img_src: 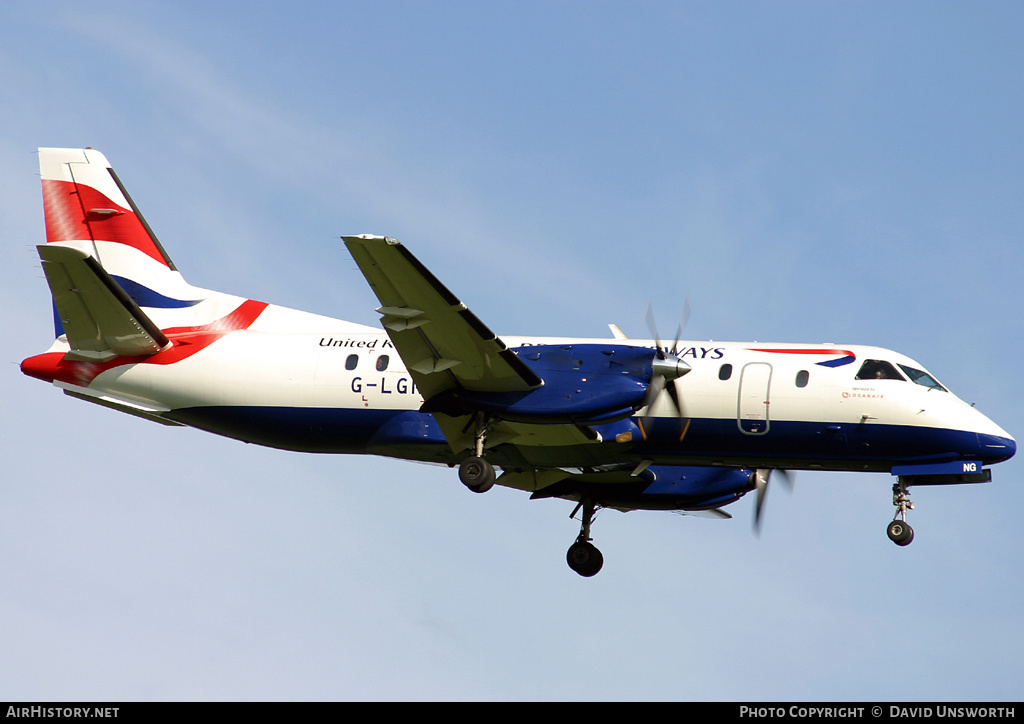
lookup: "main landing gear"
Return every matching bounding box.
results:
[887,481,915,546]
[458,413,495,493]
[454,413,605,576]
[458,456,495,493]
[566,498,604,577]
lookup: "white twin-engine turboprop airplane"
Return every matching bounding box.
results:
[23,148,1016,576]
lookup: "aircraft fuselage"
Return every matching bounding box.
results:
[25,320,1015,472]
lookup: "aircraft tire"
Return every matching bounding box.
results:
[459,456,495,493]
[887,520,914,546]
[567,541,604,577]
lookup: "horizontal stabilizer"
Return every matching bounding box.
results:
[39,244,169,361]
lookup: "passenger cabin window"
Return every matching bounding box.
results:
[345,354,358,370]
[376,355,390,372]
[719,364,733,381]
[898,364,947,392]
[795,370,809,388]
[855,359,905,381]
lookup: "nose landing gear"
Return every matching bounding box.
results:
[566,498,604,577]
[887,481,915,546]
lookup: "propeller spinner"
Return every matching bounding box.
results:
[643,304,692,427]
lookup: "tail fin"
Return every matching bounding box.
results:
[36,148,206,349]
[25,148,284,397]
[40,147,176,269]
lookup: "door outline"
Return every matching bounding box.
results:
[737,362,772,435]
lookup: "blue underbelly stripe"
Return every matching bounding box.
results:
[165,406,1013,467]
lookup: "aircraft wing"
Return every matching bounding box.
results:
[343,235,542,403]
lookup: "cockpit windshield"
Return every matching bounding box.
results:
[855,360,905,381]
[898,364,947,392]
[853,359,948,392]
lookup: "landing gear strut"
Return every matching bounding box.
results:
[887,481,915,546]
[566,498,604,577]
[458,413,495,493]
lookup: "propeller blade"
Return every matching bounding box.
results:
[752,468,796,536]
[666,379,691,439]
[753,469,770,535]
[665,377,682,417]
[671,298,692,356]
[644,303,692,436]
[642,373,665,413]
[645,303,665,359]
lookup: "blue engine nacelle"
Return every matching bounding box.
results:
[421,344,661,424]
[637,465,757,510]
[528,464,756,512]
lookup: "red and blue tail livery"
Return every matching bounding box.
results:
[23,148,1016,576]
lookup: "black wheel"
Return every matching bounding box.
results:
[458,455,495,493]
[566,540,604,577]
[887,520,914,546]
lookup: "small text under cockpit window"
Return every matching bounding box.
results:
[898,364,947,392]
[855,359,905,381]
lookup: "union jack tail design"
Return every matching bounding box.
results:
[23,148,264,391]
[33,148,249,359]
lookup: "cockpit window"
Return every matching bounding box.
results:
[898,364,947,392]
[855,359,905,381]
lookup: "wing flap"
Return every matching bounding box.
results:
[675,508,733,519]
[432,413,601,454]
[343,235,541,401]
[39,244,169,361]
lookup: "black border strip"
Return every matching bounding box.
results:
[107,168,178,271]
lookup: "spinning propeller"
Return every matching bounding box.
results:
[643,303,692,432]
[752,468,795,535]
[642,304,795,529]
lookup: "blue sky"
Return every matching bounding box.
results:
[2,1,1022,701]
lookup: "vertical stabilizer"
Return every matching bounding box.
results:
[37,148,206,339]
[40,147,176,268]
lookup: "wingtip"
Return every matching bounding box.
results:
[341,234,400,245]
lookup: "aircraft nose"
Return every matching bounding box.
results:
[978,432,1016,464]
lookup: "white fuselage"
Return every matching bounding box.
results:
[28,296,1013,473]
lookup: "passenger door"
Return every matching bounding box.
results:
[738,362,772,434]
